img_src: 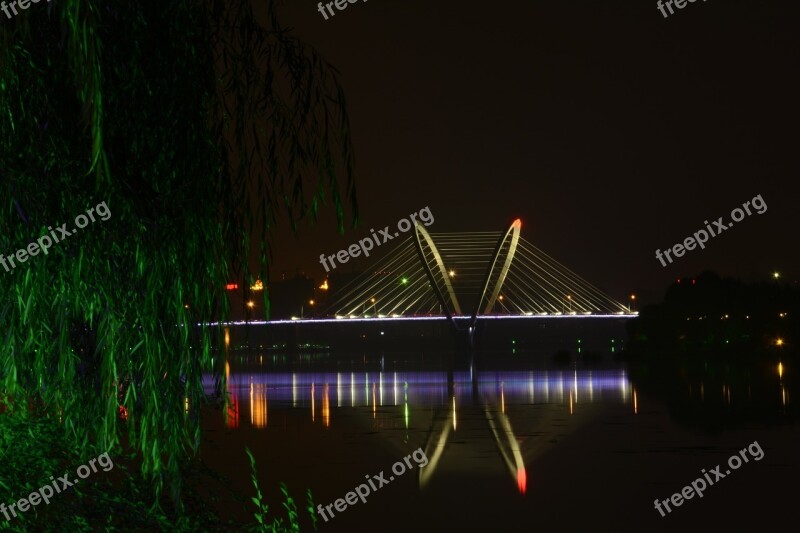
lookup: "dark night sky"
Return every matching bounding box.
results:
[266,0,799,305]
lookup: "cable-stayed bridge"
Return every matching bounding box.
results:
[216,219,635,353]
[326,219,633,326]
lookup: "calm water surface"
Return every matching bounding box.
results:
[200,351,797,532]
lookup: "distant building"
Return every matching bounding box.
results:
[223,269,376,320]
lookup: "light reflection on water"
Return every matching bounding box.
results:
[203,368,635,430]
[202,366,640,496]
[195,353,795,530]
[193,355,795,533]
[202,357,794,435]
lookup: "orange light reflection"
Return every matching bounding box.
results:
[250,382,267,428]
[323,384,330,427]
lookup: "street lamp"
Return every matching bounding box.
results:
[300,299,315,319]
[629,294,636,313]
[773,271,781,280]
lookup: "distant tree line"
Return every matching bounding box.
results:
[626,271,798,361]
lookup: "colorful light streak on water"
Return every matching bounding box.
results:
[204,369,635,430]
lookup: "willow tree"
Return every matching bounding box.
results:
[0,0,356,509]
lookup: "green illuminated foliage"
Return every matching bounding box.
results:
[0,0,356,518]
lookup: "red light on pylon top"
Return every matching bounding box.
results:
[517,467,527,494]
[512,218,522,229]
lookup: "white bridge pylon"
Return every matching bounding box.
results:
[477,218,521,317]
[413,221,462,316]
[326,219,632,319]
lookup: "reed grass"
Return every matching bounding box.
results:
[246,447,317,533]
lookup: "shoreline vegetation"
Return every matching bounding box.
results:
[0,400,314,531]
[623,272,797,432]
[625,271,797,361]
[1,0,355,530]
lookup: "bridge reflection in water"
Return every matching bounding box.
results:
[204,367,635,495]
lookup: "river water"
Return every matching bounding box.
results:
[200,350,797,532]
